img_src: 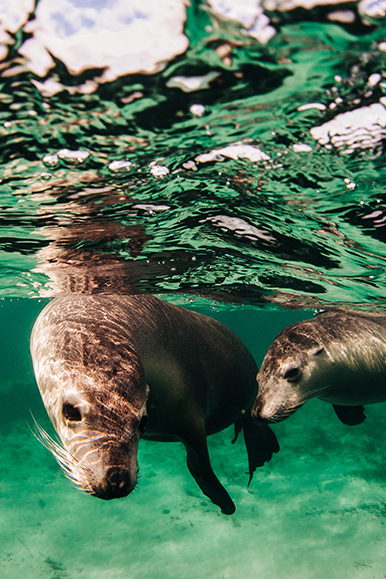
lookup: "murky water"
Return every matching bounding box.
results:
[2,1,386,577]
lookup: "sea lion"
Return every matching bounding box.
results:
[31,294,278,514]
[252,309,386,425]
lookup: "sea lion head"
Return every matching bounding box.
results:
[252,322,326,423]
[30,297,149,500]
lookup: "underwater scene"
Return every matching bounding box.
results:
[2,0,386,577]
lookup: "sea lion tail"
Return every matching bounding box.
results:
[242,413,280,486]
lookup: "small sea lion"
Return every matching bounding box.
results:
[252,309,386,425]
[31,294,278,514]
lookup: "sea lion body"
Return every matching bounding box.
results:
[31,294,278,514]
[252,309,386,425]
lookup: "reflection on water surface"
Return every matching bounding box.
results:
[0,0,385,307]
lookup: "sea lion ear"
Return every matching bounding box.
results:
[310,345,324,356]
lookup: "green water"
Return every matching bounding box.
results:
[2,0,386,576]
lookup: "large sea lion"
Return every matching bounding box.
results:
[252,309,386,426]
[31,294,278,514]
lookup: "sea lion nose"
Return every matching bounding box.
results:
[251,399,272,423]
[251,397,263,420]
[100,467,131,499]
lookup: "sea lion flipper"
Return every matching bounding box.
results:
[242,414,280,485]
[332,404,367,426]
[184,434,235,515]
[232,418,242,444]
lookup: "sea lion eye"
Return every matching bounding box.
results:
[63,403,82,422]
[284,367,300,381]
[138,415,148,434]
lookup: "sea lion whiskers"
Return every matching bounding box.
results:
[296,383,330,403]
[32,419,93,491]
[34,425,81,483]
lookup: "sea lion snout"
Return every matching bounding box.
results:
[92,466,134,500]
[251,396,264,421]
[252,373,284,423]
[252,390,276,422]
[252,398,282,424]
[252,380,302,423]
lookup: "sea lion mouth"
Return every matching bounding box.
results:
[253,402,303,424]
[254,414,285,425]
[267,403,304,423]
[252,414,288,424]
